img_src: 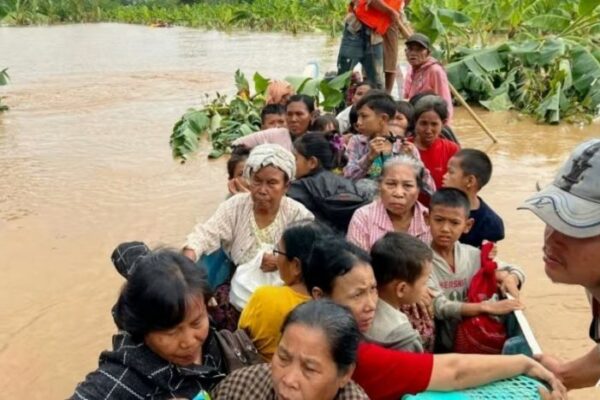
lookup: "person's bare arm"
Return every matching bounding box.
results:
[460,298,523,317]
[428,354,566,398]
[183,248,197,261]
[537,346,600,390]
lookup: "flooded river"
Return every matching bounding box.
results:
[0,23,598,399]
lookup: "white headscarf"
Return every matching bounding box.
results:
[243,143,296,181]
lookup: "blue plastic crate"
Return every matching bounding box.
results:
[403,375,543,399]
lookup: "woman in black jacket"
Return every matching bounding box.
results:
[71,248,228,400]
[288,132,371,233]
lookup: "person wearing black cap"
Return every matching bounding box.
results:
[519,139,600,390]
[402,32,454,125]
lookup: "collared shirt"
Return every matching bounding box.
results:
[343,135,436,193]
[347,198,431,251]
[212,363,369,399]
[71,330,226,400]
[185,193,313,265]
[365,299,424,352]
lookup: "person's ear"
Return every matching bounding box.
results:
[465,175,478,190]
[291,257,302,280]
[425,211,431,227]
[464,217,474,234]
[337,365,356,389]
[308,156,319,171]
[311,287,324,299]
[395,281,409,299]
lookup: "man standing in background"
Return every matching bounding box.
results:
[336,0,408,92]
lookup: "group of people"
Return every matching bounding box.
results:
[66,64,600,399]
[67,5,600,395]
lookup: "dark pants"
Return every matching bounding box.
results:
[337,23,384,89]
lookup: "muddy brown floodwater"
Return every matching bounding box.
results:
[0,23,598,399]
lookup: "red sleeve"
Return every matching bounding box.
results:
[352,342,433,400]
[444,139,460,155]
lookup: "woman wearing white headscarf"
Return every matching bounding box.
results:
[184,143,314,278]
[183,144,314,330]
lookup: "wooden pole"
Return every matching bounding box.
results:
[449,85,499,143]
[396,19,499,144]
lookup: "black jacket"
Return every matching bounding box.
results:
[71,329,226,400]
[287,169,371,232]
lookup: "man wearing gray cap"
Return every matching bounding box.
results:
[519,138,600,389]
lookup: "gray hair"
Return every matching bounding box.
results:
[381,154,427,191]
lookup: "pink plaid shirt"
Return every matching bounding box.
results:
[347,198,431,251]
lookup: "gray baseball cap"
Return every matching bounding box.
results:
[406,33,431,51]
[519,139,600,238]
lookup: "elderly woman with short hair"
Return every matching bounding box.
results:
[347,154,435,351]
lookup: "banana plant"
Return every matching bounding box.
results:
[170,70,352,161]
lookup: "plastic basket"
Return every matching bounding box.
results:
[402,375,543,399]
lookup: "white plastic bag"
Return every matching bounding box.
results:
[229,245,283,310]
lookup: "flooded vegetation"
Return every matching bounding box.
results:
[0,24,598,399]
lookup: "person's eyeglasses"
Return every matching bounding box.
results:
[272,248,288,257]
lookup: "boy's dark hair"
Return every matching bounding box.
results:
[413,94,449,123]
[227,146,250,179]
[371,232,433,286]
[312,114,340,133]
[113,249,211,342]
[260,103,286,123]
[294,132,342,170]
[355,90,397,119]
[395,101,415,125]
[287,94,316,113]
[455,148,493,189]
[430,188,471,217]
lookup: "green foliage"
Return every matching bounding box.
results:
[408,0,600,123]
[447,38,600,123]
[169,70,351,162]
[0,0,120,24]
[0,0,348,35]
